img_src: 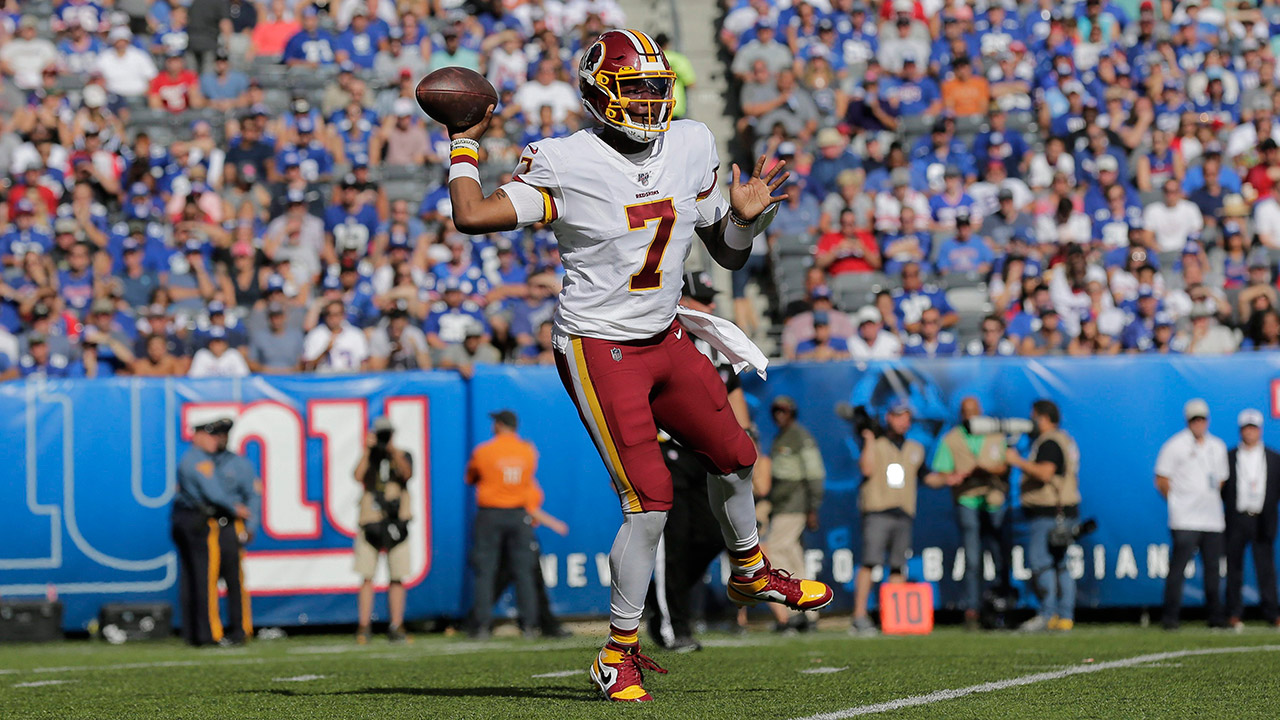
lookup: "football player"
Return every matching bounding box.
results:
[445,29,833,702]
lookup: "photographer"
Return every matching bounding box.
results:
[852,401,936,635]
[353,416,414,644]
[1005,400,1081,633]
[926,397,1010,629]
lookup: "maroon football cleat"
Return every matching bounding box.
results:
[727,558,834,611]
[589,641,668,702]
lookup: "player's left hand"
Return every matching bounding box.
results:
[729,154,788,222]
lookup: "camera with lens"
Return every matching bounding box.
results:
[963,416,1035,438]
[1048,517,1098,551]
[835,403,883,446]
[374,428,393,447]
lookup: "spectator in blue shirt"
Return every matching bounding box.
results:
[886,57,942,118]
[1,200,53,266]
[282,8,336,68]
[324,175,380,255]
[57,241,96,316]
[336,10,380,69]
[432,236,491,301]
[891,262,957,334]
[1120,286,1161,351]
[880,206,934,277]
[424,279,489,351]
[200,49,250,112]
[903,306,959,357]
[935,211,994,277]
[794,311,850,361]
[17,333,72,379]
[807,128,861,201]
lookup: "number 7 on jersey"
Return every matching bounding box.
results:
[626,198,676,292]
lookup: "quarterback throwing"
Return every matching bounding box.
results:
[444,29,833,702]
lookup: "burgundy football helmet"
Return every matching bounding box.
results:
[578,29,676,143]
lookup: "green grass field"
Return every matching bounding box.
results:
[2,623,1279,719]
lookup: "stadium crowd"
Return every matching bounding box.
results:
[3,0,1280,381]
[0,0,627,379]
[723,0,1280,360]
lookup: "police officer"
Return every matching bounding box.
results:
[926,396,1010,629]
[172,417,255,646]
[214,426,260,645]
[1007,400,1081,633]
[852,400,934,635]
[647,271,754,651]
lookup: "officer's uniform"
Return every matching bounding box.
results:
[172,419,259,646]
[214,450,260,643]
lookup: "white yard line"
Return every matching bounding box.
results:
[531,669,584,678]
[272,674,326,682]
[12,680,75,688]
[0,639,584,677]
[790,645,1280,720]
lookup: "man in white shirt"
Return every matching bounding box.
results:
[848,306,902,359]
[1223,409,1280,629]
[302,300,369,373]
[512,60,581,126]
[0,16,58,90]
[1154,398,1230,630]
[95,27,158,98]
[1253,183,1280,249]
[1142,179,1204,253]
[188,327,251,378]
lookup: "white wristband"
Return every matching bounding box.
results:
[448,162,481,184]
[725,220,754,251]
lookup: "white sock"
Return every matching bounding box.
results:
[708,467,761,553]
[607,510,668,632]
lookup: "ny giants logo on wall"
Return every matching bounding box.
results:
[182,396,432,596]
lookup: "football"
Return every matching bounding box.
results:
[414,67,499,132]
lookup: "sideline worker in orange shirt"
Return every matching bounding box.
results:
[466,409,549,639]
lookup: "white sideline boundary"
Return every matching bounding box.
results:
[789,644,1280,720]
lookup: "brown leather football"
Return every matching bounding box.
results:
[414,67,498,131]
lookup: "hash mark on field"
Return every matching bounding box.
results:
[273,675,327,682]
[790,645,1280,719]
[13,680,74,688]
[531,670,584,678]
[799,667,848,675]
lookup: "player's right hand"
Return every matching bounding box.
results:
[449,104,495,142]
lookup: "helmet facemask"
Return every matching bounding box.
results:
[580,32,677,144]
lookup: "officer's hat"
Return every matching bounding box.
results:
[195,417,234,435]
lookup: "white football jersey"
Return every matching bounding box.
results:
[512,120,721,341]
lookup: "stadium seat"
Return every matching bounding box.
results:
[831,272,889,311]
[939,272,985,290]
[774,233,814,257]
[129,108,172,127]
[946,285,990,315]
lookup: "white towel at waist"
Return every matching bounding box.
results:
[674,306,769,379]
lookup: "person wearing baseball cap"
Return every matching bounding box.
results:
[1223,409,1280,630]
[761,395,827,632]
[1,197,53,264]
[851,397,932,635]
[1155,398,1230,630]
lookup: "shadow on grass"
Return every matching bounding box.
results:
[248,685,764,701]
